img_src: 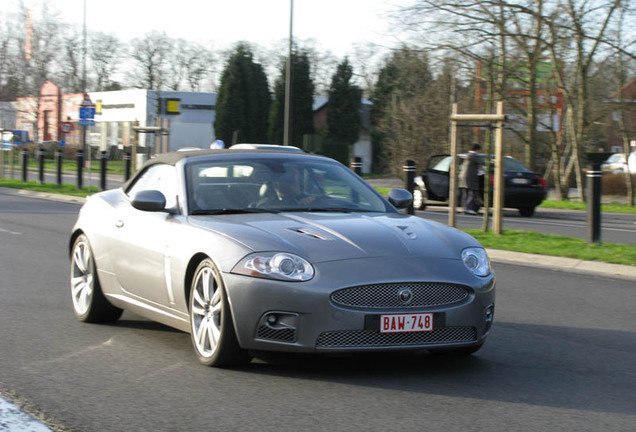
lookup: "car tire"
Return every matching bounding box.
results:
[189,258,250,367]
[413,188,427,210]
[70,234,123,323]
[518,206,536,217]
[429,342,484,356]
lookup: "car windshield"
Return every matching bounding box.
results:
[186,157,392,214]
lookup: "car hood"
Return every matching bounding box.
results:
[188,212,478,264]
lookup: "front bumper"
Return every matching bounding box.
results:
[223,255,495,353]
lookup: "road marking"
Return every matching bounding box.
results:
[0,227,22,235]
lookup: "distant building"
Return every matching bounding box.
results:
[15,82,217,153]
[12,82,374,172]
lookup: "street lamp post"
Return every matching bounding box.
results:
[283,0,293,146]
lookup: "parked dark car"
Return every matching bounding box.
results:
[413,154,547,217]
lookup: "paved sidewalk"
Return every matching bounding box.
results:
[0,396,53,432]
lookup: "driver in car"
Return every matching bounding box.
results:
[260,168,316,207]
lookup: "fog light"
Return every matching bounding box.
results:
[266,314,278,325]
[485,305,495,332]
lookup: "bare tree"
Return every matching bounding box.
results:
[165,39,215,91]
[90,32,121,91]
[613,6,635,206]
[58,28,83,93]
[127,31,171,89]
[28,4,62,91]
[349,42,385,97]
[545,0,624,200]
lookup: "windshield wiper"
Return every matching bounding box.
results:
[190,208,280,215]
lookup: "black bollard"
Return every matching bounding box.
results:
[100,150,107,190]
[56,149,63,186]
[77,150,84,189]
[38,148,45,184]
[21,147,28,182]
[403,159,416,215]
[124,150,132,181]
[350,157,362,176]
[585,153,608,244]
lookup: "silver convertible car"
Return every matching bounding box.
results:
[70,149,495,366]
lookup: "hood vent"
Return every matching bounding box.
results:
[289,227,334,241]
[396,225,418,240]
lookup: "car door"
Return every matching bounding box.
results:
[423,155,452,200]
[108,163,181,306]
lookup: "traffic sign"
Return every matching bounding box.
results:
[78,119,95,126]
[81,93,94,107]
[79,106,96,119]
[60,122,74,133]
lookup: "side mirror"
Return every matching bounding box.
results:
[132,190,167,212]
[388,188,412,209]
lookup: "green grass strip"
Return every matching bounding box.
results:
[0,178,99,197]
[464,228,636,266]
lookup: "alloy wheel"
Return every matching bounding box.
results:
[71,239,94,316]
[191,266,222,357]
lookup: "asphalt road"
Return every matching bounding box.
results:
[418,205,636,245]
[0,191,635,431]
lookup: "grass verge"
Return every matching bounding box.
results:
[0,179,98,197]
[539,199,636,214]
[465,228,636,266]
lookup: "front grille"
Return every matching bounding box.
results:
[316,326,476,349]
[256,325,296,343]
[331,283,470,309]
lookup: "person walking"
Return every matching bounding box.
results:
[459,143,483,215]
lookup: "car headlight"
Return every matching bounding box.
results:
[232,252,314,281]
[461,247,491,277]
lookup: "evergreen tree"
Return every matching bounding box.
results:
[327,58,362,146]
[370,47,434,174]
[268,50,315,146]
[214,43,270,144]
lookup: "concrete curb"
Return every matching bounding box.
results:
[15,189,88,204]
[486,249,636,281]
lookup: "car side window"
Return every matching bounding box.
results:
[428,156,451,172]
[126,164,178,209]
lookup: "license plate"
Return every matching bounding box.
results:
[380,313,433,333]
[511,178,529,184]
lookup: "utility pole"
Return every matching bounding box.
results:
[79,0,88,187]
[283,0,294,146]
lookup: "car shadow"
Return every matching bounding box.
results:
[96,314,636,416]
[230,321,636,416]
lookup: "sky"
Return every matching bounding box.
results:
[14,0,408,58]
